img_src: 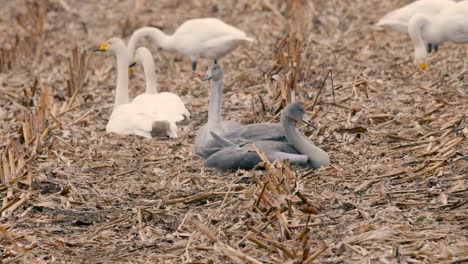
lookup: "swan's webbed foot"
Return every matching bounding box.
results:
[192,61,197,71]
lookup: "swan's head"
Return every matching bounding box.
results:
[129,47,152,67]
[283,102,312,126]
[414,46,429,70]
[202,64,223,81]
[93,37,126,53]
[408,14,430,70]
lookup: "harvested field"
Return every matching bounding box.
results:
[0,0,467,263]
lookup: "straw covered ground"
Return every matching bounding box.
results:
[0,0,467,263]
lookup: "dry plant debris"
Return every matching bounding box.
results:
[0,0,467,263]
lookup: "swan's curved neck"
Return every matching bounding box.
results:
[281,114,329,168]
[127,27,173,60]
[141,53,159,94]
[114,47,131,108]
[408,14,431,63]
[207,79,223,133]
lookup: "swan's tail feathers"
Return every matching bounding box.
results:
[374,19,407,33]
[183,111,190,120]
[151,120,171,138]
[210,131,235,147]
[244,37,256,43]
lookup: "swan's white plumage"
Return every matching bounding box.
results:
[131,47,190,125]
[127,18,254,69]
[376,0,455,33]
[95,38,184,138]
[408,1,468,67]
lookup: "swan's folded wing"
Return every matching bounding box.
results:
[239,123,286,142]
[204,143,261,171]
[443,14,468,43]
[106,105,155,138]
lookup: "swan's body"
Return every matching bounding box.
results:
[408,1,468,68]
[94,38,182,138]
[376,0,455,53]
[131,47,190,124]
[205,103,330,171]
[376,0,454,33]
[193,64,242,159]
[127,18,254,70]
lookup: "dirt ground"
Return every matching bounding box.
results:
[0,0,467,263]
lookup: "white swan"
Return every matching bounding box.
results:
[376,0,455,52]
[408,1,468,69]
[127,18,254,70]
[93,38,179,138]
[130,47,190,124]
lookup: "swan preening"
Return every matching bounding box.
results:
[127,18,254,71]
[376,0,455,53]
[93,38,189,138]
[205,102,330,171]
[408,1,468,69]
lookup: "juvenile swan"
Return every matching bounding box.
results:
[408,1,468,69]
[376,0,455,53]
[193,64,242,158]
[127,18,254,70]
[205,103,330,171]
[93,38,178,138]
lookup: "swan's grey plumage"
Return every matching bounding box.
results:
[204,140,308,171]
[204,102,330,171]
[223,123,286,143]
[193,64,288,159]
[193,64,242,158]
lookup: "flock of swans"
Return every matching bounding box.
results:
[92,0,468,172]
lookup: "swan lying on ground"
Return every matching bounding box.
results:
[204,102,330,171]
[408,1,468,69]
[130,47,190,125]
[127,18,254,71]
[376,0,455,53]
[193,64,242,159]
[93,38,186,138]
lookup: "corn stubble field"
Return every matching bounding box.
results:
[0,0,467,263]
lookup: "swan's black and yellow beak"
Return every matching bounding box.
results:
[93,42,109,52]
[128,62,136,75]
[419,63,428,71]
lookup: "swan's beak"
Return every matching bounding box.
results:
[128,62,136,75]
[419,63,428,70]
[302,113,316,128]
[93,42,109,52]
[202,74,213,81]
